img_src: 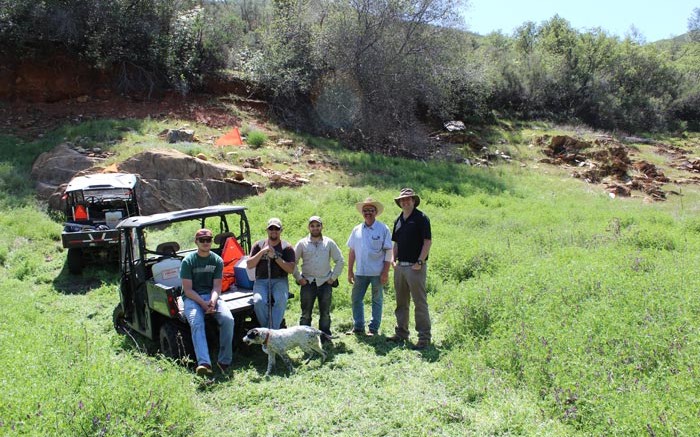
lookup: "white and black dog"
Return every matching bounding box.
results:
[242,326,331,376]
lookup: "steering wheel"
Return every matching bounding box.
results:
[83,196,102,205]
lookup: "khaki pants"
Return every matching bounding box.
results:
[393,265,431,341]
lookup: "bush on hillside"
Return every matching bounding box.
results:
[2,0,698,136]
[246,130,268,148]
[0,0,236,95]
[248,0,469,153]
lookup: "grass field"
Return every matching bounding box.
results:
[1,123,699,436]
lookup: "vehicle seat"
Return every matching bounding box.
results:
[214,232,236,248]
[156,242,180,255]
[152,257,182,288]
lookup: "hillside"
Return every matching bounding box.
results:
[1,98,700,435]
[4,87,700,200]
[3,2,700,432]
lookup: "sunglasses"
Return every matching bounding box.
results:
[197,237,212,243]
[267,227,281,231]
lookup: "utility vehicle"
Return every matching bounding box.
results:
[112,205,258,361]
[61,173,140,274]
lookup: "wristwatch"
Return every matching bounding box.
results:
[416,260,424,265]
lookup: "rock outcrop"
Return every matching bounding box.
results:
[118,149,263,214]
[536,135,671,201]
[31,144,106,209]
[32,146,263,214]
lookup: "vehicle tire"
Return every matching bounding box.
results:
[67,248,83,274]
[112,304,128,335]
[233,313,254,354]
[159,322,194,361]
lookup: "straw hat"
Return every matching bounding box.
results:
[355,197,384,216]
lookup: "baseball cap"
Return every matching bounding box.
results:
[195,228,213,239]
[308,215,323,225]
[267,218,283,229]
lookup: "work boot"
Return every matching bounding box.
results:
[412,339,431,350]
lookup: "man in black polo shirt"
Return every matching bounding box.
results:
[388,188,432,350]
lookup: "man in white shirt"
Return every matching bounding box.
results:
[346,198,393,336]
[293,216,345,338]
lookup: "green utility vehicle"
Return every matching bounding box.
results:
[112,205,258,361]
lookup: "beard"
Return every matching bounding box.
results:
[268,235,281,244]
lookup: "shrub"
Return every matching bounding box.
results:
[434,250,500,282]
[0,1,231,94]
[624,230,677,251]
[247,131,268,148]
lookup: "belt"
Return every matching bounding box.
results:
[397,261,415,266]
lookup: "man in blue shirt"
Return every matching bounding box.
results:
[346,198,393,336]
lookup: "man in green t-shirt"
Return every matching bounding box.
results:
[180,228,234,376]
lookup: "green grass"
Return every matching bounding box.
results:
[1,126,700,435]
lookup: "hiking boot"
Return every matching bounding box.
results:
[196,363,213,376]
[412,339,431,350]
[386,335,407,343]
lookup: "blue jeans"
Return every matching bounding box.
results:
[253,278,289,329]
[183,293,234,367]
[299,281,332,335]
[351,275,383,333]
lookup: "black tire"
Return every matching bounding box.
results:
[159,322,194,361]
[67,248,83,274]
[112,304,128,335]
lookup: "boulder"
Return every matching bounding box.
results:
[444,120,466,132]
[31,143,105,198]
[118,149,229,180]
[33,147,263,215]
[113,149,262,214]
[166,129,195,143]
